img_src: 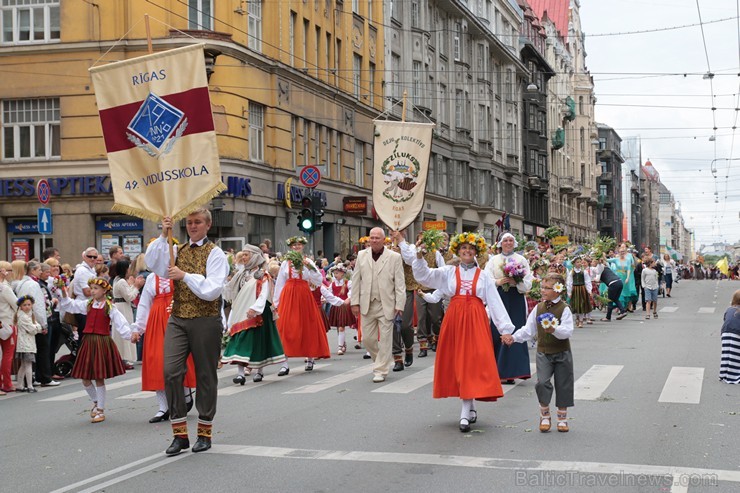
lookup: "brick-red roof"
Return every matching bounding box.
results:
[528,0,570,41]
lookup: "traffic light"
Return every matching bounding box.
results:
[311,194,324,231]
[297,195,315,233]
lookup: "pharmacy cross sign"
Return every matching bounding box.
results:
[299,165,321,188]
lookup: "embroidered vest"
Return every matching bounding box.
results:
[572,270,585,286]
[535,300,571,354]
[84,305,112,336]
[172,242,221,319]
[403,249,437,291]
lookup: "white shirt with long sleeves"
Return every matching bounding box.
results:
[273,258,322,308]
[73,263,96,300]
[131,274,171,335]
[59,297,132,340]
[511,297,574,345]
[566,268,592,298]
[144,236,228,302]
[485,252,534,294]
[411,259,515,334]
[319,284,345,307]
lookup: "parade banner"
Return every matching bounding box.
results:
[372,121,434,230]
[89,44,225,222]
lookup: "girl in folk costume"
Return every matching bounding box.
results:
[59,278,133,423]
[485,232,534,383]
[588,257,603,310]
[408,232,515,433]
[221,245,286,383]
[327,265,356,355]
[274,236,331,373]
[15,295,43,392]
[566,256,592,328]
[131,272,196,423]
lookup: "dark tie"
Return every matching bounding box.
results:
[190,243,199,249]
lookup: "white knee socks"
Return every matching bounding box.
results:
[237,364,245,377]
[338,330,346,347]
[96,385,106,410]
[460,399,473,420]
[84,383,98,403]
[156,390,168,412]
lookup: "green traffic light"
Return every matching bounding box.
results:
[301,218,314,230]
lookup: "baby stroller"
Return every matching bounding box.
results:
[53,322,78,378]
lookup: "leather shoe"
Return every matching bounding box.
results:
[165,436,190,456]
[404,353,413,367]
[149,410,169,423]
[372,374,385,383]
[392,361,404,372]
[430,342,437,352]
[362,353,371,359]
[233,375,246,385]
[253,372,263,382]
[418,349,428,358]
[459,418,471,433]
[192,436,211,453]
[277,366,289,376]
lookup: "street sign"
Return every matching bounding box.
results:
[423,220,447,231]
[552,235,569,247]
[37,207,52,235]
[37,179,51,205]
[299,165,321,188]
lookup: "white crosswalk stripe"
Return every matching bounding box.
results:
[659,306,679,313]
[574,365,624,400]
[219,364,329,396]
[284,364,374,394]
[372,365,435,394]
[658,367,704,404]
[40,375,142,402]
[502,362,538,394]
[698,307,716,314]
[117,367,238,399]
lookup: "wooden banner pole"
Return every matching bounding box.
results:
[145,14,153,54]
[401,90,407,123]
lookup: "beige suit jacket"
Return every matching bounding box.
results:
[350,248,406,320]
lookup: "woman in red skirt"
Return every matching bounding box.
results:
[131,273,197,422]
[59,277,133,423]
[273,236,330,373]
[408,232,515,432]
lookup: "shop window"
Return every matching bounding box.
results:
[2,98,60,161]
[247,214,275,248]
[1,0,59,44]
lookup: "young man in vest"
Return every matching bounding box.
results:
[502,273,575,433]
[146,209,229,456]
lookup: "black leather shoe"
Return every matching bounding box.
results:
[149,410,169,423]
[459,418,471,433]
[430,342,437,352]
[277,367,289,376]
[404,353,413,367]
[392,361,404,372]
[253,372,263,382]
[192,436,211,453]
[418,349,428,358]
[363,353,371,359]
[165,437,190,456]
[233,375,246,385]
[305,361,314,371]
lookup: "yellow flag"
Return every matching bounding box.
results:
[716,257,729,276]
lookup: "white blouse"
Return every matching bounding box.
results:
[131,274,171,335]
[273,258,322,308]
[484,252,534,293]
[60,297,132,340]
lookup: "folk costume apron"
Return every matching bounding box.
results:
[433,268,504,401]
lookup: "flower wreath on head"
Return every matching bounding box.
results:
[448,232,488,256]
[286,236,308,246]
[86,277,113,314]
[16,294,34,307]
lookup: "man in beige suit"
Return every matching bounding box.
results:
[351,227,406,382]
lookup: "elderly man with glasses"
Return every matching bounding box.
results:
[72,247,99,335]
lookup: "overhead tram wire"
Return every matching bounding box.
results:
[720,0,740,219]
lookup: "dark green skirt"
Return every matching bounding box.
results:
[221,302,287,369]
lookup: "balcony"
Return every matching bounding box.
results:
[563,96,576,122]
[577,187,591,202]
[503,154,519,175]
[600,171,613,182]
[551,128,565,150]
[527,175,542,190]
[568,181,582,197]
[559,176,574,194]
[589,189,599,206]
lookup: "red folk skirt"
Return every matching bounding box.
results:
[433,294,503,401]
[277,279,330,359]
[71,334,126,380]
[141,291,197,391]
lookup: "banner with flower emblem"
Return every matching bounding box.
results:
[89,44,225,222]
[372,121,435,230]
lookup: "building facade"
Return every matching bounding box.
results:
[595,123,624,241]
[640,159,661,251]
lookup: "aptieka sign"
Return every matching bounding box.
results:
[89,44,225,222]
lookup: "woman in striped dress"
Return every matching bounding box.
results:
[719,290,740,384]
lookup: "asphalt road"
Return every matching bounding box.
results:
[2,279,739,493]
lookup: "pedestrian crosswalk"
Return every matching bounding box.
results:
[12,358,713,406]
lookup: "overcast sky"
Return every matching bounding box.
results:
[580,0,739,248]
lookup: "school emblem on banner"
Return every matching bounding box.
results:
[127,93,188,157]
[90,43,225,222]
[373,120,435,230]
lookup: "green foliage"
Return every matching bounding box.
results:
[543,226,563,239]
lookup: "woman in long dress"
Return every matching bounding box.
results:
[274,236,330,373]
[608,243,637,311]
[405,231,515,433]
[222,244,286,383]
[485,233,534,383]
[110,258,141,367]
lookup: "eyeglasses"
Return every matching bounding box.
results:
[86,255,97,259]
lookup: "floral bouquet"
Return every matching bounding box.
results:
[537,312,560,343]
[528,278,542,301]
[420,229,445,252]
[501,257,527,292]
[54,274,69,289]
[284,250,315,271]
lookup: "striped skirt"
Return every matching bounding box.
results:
[719,332,740,384]
[71,334,126,380]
